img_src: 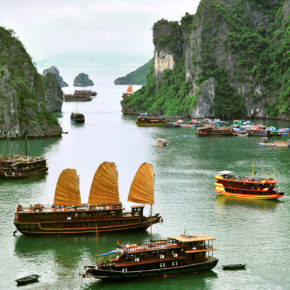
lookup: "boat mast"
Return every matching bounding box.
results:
[252,160,254,178]
[96,225,99,263]
[150,204,153,243]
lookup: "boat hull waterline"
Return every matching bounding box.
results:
[84,258,219,281]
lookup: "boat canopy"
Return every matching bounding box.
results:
[217,171,234,176]
[170,234,216,243]
[128,162,154,205]
[88,162,119,205]
[54,169,81,206]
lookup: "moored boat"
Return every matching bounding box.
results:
[83,234,218,281]
[136,116,168,127]
[197,125,233,136]
[14,162,162,235]
[15,274,40,286]
[215,171,285,200]
[259,141,289,147]
[64,90,94,102]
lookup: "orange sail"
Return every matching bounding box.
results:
[88,162,120,205]
[127,85,133,93]
[54,169,81,206]
[128,162,154,205]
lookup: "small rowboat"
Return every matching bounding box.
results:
[259,141,289,147]
[15,274,40,286]
[222,264,246,270]
[156,139,168,146]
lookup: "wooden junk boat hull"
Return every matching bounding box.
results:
[84,258,218,281]
[14,207,161,235]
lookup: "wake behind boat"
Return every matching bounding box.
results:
[14,162,162,235]
[83,234,218,281]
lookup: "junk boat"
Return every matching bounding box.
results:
[64,90,94,102]
[197,125,233,136]
[0,135,48,178]
[215,171,285,200]
[156,139,168,147]
[83,234,218,281]
[122,85,134,98]
[136,116,168,127]
[15,274,40,286]
[70,112,85,124]
[14,162,162,235]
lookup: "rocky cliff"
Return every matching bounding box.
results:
[43,73,64,112]
[43,66,68,87]
[73,73,94,86]
[122,0,289,120]
[0,26,62,138]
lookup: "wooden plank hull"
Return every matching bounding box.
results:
[14,215,161,235]
[84,258,218,281]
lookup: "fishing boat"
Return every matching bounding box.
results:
[197,125,233,136]
[0,135,48,178]
[70,112,85,124]
[14,162,162,235]
[83,234,218,281]
[215,170,285,200]
[156,139,168,146]
[15,274,40,286]
[122,85,134,98]
[136,116,168,127]
[222,264,246,270]
[164,122,181,128]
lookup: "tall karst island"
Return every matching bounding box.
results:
[122,0,289,120]
[0,26,63,139]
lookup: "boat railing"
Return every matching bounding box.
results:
[125,242,180,253]
[221,176,274,183]
[16,203,123,213]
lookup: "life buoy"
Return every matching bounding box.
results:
[109,205,113,210]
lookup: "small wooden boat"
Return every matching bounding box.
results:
[83,234,218,281]
[15,274,40,286]
[156,139,168,146]
[259,141,289,147]
[235,131,248,137]
[70,112,85,124]
[222,264,246,270]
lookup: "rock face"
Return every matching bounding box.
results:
[122,0,289,120]
[73,73,94,87]
[43,73,64,112]
[43,66,68,87]
[0,26,62,139]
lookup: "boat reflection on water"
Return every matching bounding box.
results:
[14,231,152,262]
[216,195,280,210]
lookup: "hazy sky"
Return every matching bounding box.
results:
[0,0,200,61]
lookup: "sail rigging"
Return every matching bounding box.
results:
[88,162,119,205]
[128,162,154,205]
[54,169,81,206]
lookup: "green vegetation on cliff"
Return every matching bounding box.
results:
[0,26,61,137]
[114,59,153,85]
[122,0,289,119]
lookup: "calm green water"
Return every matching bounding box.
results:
[1,68,290,289]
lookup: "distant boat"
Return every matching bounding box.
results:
[70,112,85,124]
[64,90,95,102]
[215,170,285,200]
[136,116,168,127]
[197,125,233,136]
[259,141,289,147]
[0,134,48,178]
[15,274,40,286]
[156,139,168,146]
[122,85,134,98]
[222,264,246,270]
